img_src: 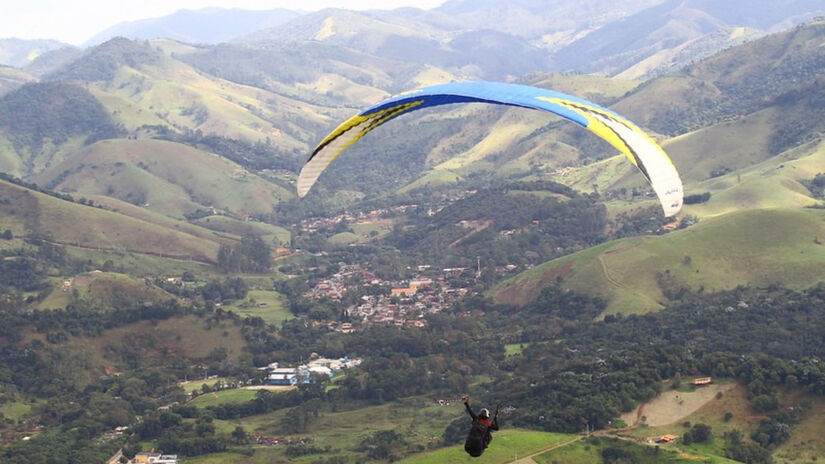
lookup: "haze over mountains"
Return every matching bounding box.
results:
[5,0,825,78]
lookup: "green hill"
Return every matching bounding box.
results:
[491,208,825,314]
[0,178,222,264]
[40,37,336,157]
[193,215,291,246]
[615,20,825,135]
[34,138,293,219]
[53,314,248,383]
[176,40,400,107]
[37,271,176,311]
[0,65,36,97]
[47,37,163,82]
[0,81,123,176]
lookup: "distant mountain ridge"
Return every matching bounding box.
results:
[0,38,68,68]
[5,1,825,82]
[84,8,300,46]
[550,0,825,75]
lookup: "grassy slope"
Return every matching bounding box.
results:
[491,208,825,314]
[495,102,825,313]
[387,73,640,193]
[223,290,293,326]
[194,215,291,246]
[82,194,232,243]
[61,315,247,377]
[534,436,736,464]
[19,315,247,387]
[400,430,575,464]
[0,178,221,263]
[0,401,32,424]
[34,138,293,219]
[36,271,176,311]
[556,103,824,205]
[64,247,215,277]
[772,396,825,463]
[0,134,22,176]
[184,397,464,463]
[620,383,823,464]
[0,66,36,93]
[94,57,334,149]
[188,389,259,408]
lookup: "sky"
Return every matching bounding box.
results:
[2,0,449,45]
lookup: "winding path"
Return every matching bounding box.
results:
[597,254,625,289]
[504,436,582,464]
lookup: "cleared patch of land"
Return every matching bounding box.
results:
[242,385,296,392]
[224,290,292,326]
[188,389,259,408]
[179,377,232,394]
[621,383,736,427]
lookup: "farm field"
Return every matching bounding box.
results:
[188,389,259,408]
[223,290,292,325]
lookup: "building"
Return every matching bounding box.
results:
[266,368,298,386]
[656,434,677,443]
[307,366,334,378]
[409,278,433,289]
[692,377,712,386]
[391,287,417,297]
[131,452,179,464]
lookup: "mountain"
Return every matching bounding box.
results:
[22,46,83,77]
[0,37,333,173]
[234,0,825,82]
[0,178,223,264]
[84,8,301,46]
[614,20,825,136]
[34,139,294,220]
[0,81,123,176]
[0,38,67,68]
[176,40,405,105]
[552,0,825,76]
[485,21,825,312]
[431,0,667,42]
[237,9,543,81]
[0,65,36,97]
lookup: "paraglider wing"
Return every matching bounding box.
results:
[297,81,683,216]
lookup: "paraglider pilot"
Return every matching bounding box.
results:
[462,394,499,457]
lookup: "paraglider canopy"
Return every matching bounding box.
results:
[298,81,683,217]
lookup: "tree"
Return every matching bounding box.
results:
[217,234,271,273]
[1,229,12,240]
[231,426,248,444]
[691,423,712,443]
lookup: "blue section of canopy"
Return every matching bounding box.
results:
[360,81,618,128]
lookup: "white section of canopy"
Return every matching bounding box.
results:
[297,118,375,198]
[594,113,683,217]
